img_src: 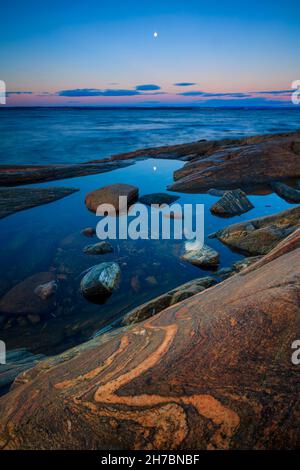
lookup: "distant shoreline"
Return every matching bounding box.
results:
[1,106,299,110]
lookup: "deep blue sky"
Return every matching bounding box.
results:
[1,0,299,106]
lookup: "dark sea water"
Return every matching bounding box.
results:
[0,107,300,164]
[0,108,299,387]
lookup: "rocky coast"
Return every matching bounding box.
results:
[0,130,300,449]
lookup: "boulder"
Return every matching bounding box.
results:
[80,262,120,300]
[271,181,300,203]
[210,189,254,216]
[139,193,179,206]
[1,229,300,449]
[181,241,220,267]
[83,241,113,255]
[0,272,57,316]
[122,276,216,326]
[85,183,138,214]
[211,205,300,256]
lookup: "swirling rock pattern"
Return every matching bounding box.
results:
[0,230,300,449]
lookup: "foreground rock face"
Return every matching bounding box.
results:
[181,241,220,267]
[121,276,216,326]
[210,189,254,216]
[167,132,300,193]
[0,187,78,219]
[80,262,120,300]
[0,229,299,449]
[85,183,139,214]
[211,205,300,255]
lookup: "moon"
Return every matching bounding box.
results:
[153,32,158,38]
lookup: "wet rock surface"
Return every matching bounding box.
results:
[211,205,300,255]
[121,276,216,326]
[0,187,78,219]
[83,241,113,255]
[85,183,139,214]
[271,181,300,203]
[0,161,133,186]
[0,349,44,394]
[210,189,254,216]
[80,262,121,301]
[0,229,299,449]
[181,241,220,267]
[166,131,300,193]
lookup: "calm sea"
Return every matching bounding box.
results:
[0,107,300,164]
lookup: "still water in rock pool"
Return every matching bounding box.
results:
[0,158,295,359]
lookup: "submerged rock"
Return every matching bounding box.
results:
[211,205,300,255]
[0,272,57,316]
[81,227,96,237]
[122,276,216,326]
[210,189,254,216]
[34,280,57,300]
[139,193,179,206]
[80,262,120,300]
[83,241,113,255]
[85,183,138,214]
[181,241,220,267]
[271,181,300,203]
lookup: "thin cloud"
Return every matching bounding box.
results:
[6,91,33,95]
[135,84,161,91]
[58,88,141,97]
[174,82,196,87]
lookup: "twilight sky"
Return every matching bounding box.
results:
[1,0,299,106]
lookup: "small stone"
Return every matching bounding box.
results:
[210,189,254,216]
[145,276,158,286]
[34,280,57,300]
[83,241,113,255]
[81,227,96,237]
[80,262,121,300]
[27,314,41,325]
[181,241,220,268]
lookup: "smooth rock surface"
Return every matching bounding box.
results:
[85,183,139,214]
